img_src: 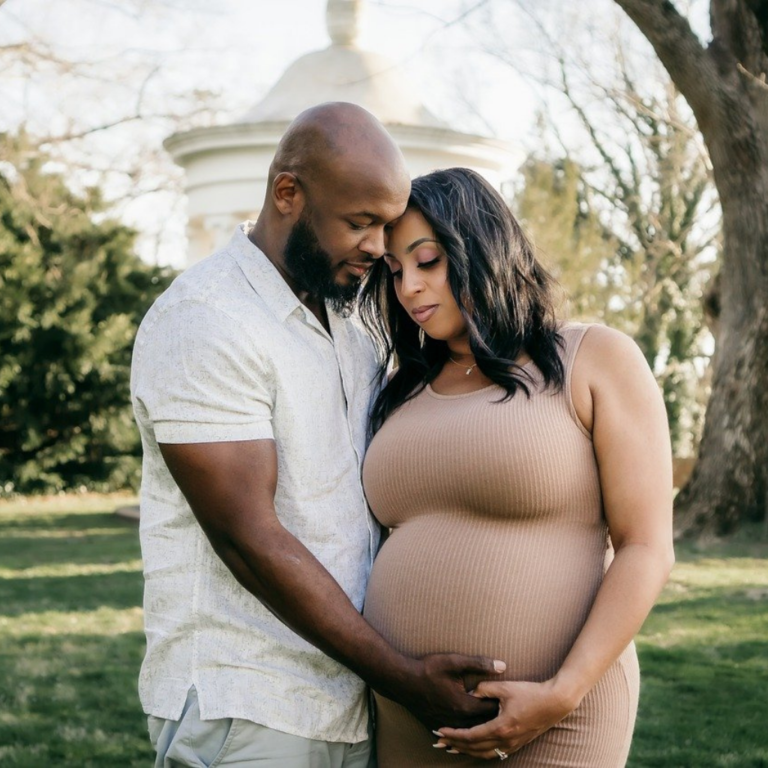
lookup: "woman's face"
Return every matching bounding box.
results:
[384,208,468,343]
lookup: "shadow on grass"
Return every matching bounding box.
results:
[0,512,130,531]
[0,513,140,571]
[0,569,143,615]
[0,630,152,768]
[643,592,768,647]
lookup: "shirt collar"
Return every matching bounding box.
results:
[228,221,355,334]
[229,221,303,323]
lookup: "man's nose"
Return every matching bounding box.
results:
[359,228,386,259]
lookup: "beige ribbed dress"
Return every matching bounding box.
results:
[362,324,639,767]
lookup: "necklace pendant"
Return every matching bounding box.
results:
[466,368,472,375]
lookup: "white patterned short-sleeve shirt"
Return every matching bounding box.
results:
[130,223,381,742]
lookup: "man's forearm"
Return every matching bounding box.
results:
[210,517,416,699]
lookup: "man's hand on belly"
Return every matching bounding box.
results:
[384,653,506,731]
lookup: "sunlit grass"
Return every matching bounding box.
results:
[1,496,766,766]
[630,540,768,767]
[0,494,151,767]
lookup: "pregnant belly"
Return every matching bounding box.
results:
[363,514,607,683]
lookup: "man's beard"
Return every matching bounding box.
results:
[283,214,361,315]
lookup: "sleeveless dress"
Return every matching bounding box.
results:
[362,324,639,767]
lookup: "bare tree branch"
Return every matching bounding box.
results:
[612,0,716,129]
[737,61,768,91]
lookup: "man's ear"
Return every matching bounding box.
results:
[272,172,304,216]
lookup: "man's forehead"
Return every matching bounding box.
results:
[325,153,406,186]
[336,198,407,224]
[320,163,408,210]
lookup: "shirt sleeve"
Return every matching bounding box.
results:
[132,299,275,444]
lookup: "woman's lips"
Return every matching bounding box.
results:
[412,304,438,323]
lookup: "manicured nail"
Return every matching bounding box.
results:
[433,743,447,749]
[494,660,507,673]
[432,730,444,737]
[447,748,460,754]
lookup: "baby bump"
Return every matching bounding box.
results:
[364,514,609,682]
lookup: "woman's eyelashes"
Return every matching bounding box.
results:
[389,257,441,279]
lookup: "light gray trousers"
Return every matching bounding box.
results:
[148,688,375,768]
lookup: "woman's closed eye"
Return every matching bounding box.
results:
[391,259,440,280]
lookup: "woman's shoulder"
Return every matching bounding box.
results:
[566,323,651,388]
[573,323,641,356]
[559,321,638,355]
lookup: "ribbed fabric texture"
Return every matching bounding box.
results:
[362,324,639,767]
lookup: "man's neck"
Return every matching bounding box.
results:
[248,219,330,333]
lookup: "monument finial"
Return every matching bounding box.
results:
[326,0,363,47]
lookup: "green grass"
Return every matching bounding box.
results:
[629,541,768,767]
[1,498,767,766]
[0,495,150,767]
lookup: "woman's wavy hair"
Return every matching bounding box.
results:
[360,167,564,434]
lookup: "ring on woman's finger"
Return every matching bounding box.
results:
[494,748,509,761]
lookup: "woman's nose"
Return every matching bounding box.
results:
[399,268,424,296]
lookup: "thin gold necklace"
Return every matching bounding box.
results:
[448,355,477,375]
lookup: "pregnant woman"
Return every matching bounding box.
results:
[359,168,674,766]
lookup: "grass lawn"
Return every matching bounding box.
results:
[0,495,149,767]
[1,497,767,766]
[630,533,768,767]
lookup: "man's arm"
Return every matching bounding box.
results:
[159,438,504,730]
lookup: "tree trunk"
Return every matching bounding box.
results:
[675,305,768,536]
[612,0,768,536]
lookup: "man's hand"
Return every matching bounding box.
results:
[385,653,505,731]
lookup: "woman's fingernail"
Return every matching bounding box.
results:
[494,660,507,673]
[447,748,460,754]
[432,730,444,737]
[433,743,447,749]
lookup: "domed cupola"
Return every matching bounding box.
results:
[165,0,520,265]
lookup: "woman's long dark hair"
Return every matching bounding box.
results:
[359,167,564,434]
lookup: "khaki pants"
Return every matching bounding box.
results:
[148,688,375,768]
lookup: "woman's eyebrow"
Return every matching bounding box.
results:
[405,237,439,254]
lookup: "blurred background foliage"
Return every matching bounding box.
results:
[0,133,175,496]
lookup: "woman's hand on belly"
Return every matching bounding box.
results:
[433,679,575,760]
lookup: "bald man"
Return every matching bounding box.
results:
[131,103,500,768]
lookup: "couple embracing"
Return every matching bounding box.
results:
[131,102,674,767]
